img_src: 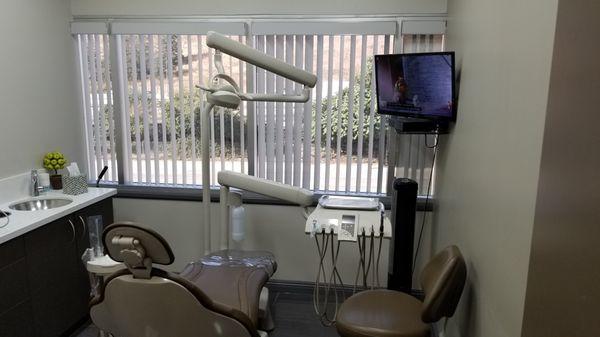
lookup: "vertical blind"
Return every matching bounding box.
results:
[76,34,118,182]
[73,20,444,195]
[251,34,395,194]
[119,34,247,185]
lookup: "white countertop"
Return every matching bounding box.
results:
[0,187,117,245]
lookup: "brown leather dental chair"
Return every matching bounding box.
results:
[335,246,466,337]
[90,222,272,337]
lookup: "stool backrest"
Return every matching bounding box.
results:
[419,245,467,323]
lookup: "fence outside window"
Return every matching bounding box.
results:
[73,19,444,196]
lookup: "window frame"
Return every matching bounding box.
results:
[72,16,446,200]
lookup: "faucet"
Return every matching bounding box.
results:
[30,170,44,196]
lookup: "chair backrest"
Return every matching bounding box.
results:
[419,245,467,323]
[90,222,259,337]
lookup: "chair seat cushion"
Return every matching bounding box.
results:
[180,263,269,326]
[336,289,430,337]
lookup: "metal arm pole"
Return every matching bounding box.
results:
[202,102,215,254]
[220,185,229,250]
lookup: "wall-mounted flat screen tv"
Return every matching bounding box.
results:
[374,52,456,121]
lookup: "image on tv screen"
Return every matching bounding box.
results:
[376,53,454,119]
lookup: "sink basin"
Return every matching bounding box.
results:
[9,198,73,211]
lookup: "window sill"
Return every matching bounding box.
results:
[95,183,434,211]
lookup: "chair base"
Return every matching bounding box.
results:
[258,287,275,331]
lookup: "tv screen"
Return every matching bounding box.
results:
[375,52,456,121]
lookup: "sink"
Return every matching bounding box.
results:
[9,198,73,211]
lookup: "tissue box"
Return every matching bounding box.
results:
[62,174,88,195]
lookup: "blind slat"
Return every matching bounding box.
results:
[355,35,368,192]
[302,35,313,189]
[366,35,378,193]
[256,35,266,178]
[95,35,109,176]
[166,35,178,184]
[119,36,134,182]
[157,35,168,184]
[313,35,324,191]
[335,35,345,192]
[187,35,197,184]
[284,35,294,185]
[275,35,285,183]
[265,35,275,180]
[149,35,161,184]
[88,35,102,177]
[102,35,117,181]
[228,50,235,173]
[220,108,226,172]
[176,36,187,184]
[208,47,216,184]
[79,36,96,179]
[139,35,152,183]
[377,35,392,194]
[324,35,334,192]
[293,35,304,187]
[345,35,356,192]
[238,36,246,174]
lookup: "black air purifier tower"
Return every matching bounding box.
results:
[388,178,418,293]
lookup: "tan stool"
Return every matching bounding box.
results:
[336,246,466,337]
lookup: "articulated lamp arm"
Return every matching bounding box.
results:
[199,32,319,253]
[206,31,317,88]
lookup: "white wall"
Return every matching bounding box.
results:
[70,0,446,17]
[0,0,83,178]
[431,0,559,336]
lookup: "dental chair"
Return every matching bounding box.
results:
[90,222,273,337]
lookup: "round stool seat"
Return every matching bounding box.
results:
[336,289,430,337]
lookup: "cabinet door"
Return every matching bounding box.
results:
[25,218,80,337]
[0,237,34,337]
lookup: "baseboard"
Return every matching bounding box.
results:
[267,279,424,299]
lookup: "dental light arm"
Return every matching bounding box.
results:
[206,31,317,88]
[199,31,317,105]
[219,171,314,207]
[200,32,318,253]
[217,171,314,250]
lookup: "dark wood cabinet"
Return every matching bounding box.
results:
[0,237,33,337]
[0,197,113,337]
[26,216,81,337]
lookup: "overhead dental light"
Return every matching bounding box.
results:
[197,31,317,254]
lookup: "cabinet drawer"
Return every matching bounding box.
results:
[0,300,34,337]
[0,237,25,269]
[0,258,29,315]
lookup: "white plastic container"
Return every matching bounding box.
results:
[231,205,246,242]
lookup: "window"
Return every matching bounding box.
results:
[73,19,444,195]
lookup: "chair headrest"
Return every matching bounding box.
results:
[103,222,175,279]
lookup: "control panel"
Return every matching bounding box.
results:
[305,204,392,240]
[339,215,358,241]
